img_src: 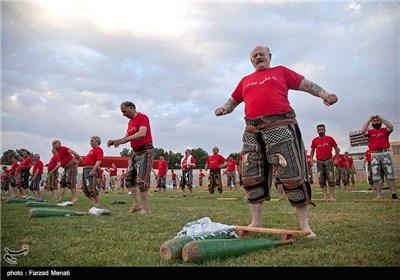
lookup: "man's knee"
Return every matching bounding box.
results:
[244,181,269,203]
[282,180,312,207]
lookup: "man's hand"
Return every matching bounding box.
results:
[215,107,227,116]
[322,93,338,106]
[107,139,121,148]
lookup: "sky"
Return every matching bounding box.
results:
[1,0,399,164]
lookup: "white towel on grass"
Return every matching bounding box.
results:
[88,207,112,216]
[57,201,74,207]
[176,217,237,238]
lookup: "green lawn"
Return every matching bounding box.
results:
[1,182,399,271]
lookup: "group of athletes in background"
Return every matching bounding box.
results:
[0,148,127,202]
[1,115,398,204]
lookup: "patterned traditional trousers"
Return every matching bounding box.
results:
[242,118,313,207]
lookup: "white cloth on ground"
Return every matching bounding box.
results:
[88,207,112,215]
[175,217,237,238]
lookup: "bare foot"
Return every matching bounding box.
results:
[306,232,318,239]
[373,197,383,200]
[129,206,142,213]
[71,198,78,203]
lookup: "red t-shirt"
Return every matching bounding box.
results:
[227,159,237,171]
[157,160,168,177]
[207,154,226,170]
[332,154,347,167]
[367,128,391,150]
[10,162,19,174]
[231,66,304,118]
[310,136,338,159]
[171,172,177,180]
[109,167,117,177]
[58,146,74,167]
[1,169,11,179]
[83,146,104,165]
[20,157,33,170]
[181,155,196,170]
[32,160,44,175]
[47,154,59,172]
[345,156,354,167]
[127,112,153,149]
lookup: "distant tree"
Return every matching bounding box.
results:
[190,148,209,169]
[1,149,17,165]
[153,148,166,161]
[167,150,182,169]
[1,149,32,165]
[120,148,133,158]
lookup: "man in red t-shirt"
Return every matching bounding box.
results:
[344,152,356,189]
[225,155,238,191]
[82,136,103,207]
[105,163,118,193]
[360,115,398,199]
[9,156,21,197]
[155,155,168,194]
[178,149,196,195]
[332,153,349,191]
[30,154,44,200]
[107,101,155,213]
[205,147,227,198]
[52,139,83,203]
[198,170,205,187]
[309,124,340,200]
[118,169,126,192]
[215,45,338,238]
[17,150,33,197]
[171,170,177,190]
[1,166,11,196]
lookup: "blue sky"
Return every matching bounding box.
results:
[1,0,399,163]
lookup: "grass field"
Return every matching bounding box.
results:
[1,182,399,272]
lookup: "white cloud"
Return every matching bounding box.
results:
[1,0,399,162]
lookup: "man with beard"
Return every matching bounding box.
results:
[360,115,398,200]
[309,124,340,200]
[215,45,338,238]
